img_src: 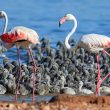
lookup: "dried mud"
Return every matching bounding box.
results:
[0,94,110,110]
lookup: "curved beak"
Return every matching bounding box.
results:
[59,16,67,27]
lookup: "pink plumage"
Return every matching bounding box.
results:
[1,26,40,48]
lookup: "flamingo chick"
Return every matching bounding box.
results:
[0,11,40,102]
[79,81,93,95]
[59,13,110,96]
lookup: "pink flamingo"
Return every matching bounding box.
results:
[59,13,110,96]
[0,11,40,102]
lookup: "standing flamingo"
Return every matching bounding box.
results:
[59,13,110,95]
[0,11,40,102]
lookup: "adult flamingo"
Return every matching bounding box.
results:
[0,11,40,102]
[59,13,110,96]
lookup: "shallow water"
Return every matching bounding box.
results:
[0,94,53,102]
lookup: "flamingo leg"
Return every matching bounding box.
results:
[96,53,101,96]
[96,54,101,84]
[28,47,36,103]
[100,72,110,85]
[96,72,110,95]
[96,50,110,96]
[15,47,22,101]
[102,50,110,56]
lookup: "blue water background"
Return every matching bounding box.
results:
[0,0,110,62]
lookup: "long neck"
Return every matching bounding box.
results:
[47,76,51,87]
[65,16,77,49]
[79,83,83,91]
[2,11,8,34]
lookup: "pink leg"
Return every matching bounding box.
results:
[96,81,100,96]
[102,50,110,56]
[15,48,22,101]
[28,47,36,103]
[96,50,110,95]
[96,54,101,81]
[96,72,110,95]
[100,72,110,85]
[96,54,101,96]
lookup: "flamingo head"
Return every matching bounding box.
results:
[0,11,7,19]
[59,14,75,27]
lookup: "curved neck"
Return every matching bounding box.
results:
[79,83,83,91]
[2,11,8,34]
[46,75,51,87]
[65,16,77,49]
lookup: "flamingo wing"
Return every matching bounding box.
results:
[1,26,40,44]
[78,34,110,52]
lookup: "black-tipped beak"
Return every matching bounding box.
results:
[59,16,66,28]
[59,21,61,27]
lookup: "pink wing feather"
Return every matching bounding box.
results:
[1,26,40,44]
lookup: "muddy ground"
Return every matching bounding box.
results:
[0,94,110,110]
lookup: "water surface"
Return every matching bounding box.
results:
[0,94,53,102]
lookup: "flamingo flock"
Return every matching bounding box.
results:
[0,11,110,102]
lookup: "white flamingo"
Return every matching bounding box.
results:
[59,13,110,96]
